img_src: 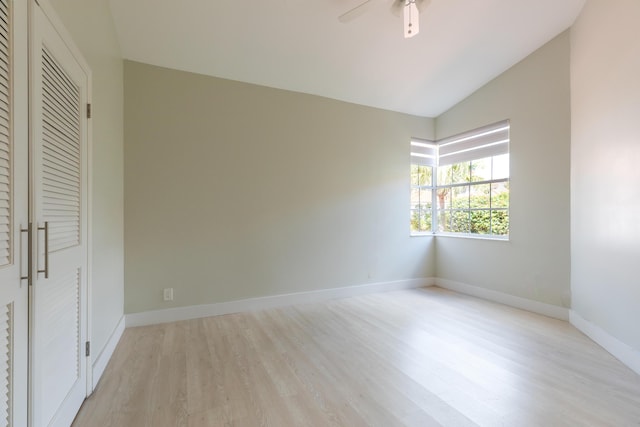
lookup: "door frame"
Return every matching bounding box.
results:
[28,0,93,423]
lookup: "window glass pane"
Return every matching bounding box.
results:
[470,210,491,234]
[411,165,432,186]
[436,188,451,210]
[411,209,432,233]
[438,164,452,185]
[438,211,452,232]
[451,210,470,233]
[419,188,432,209]
[450,162,470,184]
[419,166,432,186]
[493,154,509,179]
[419,211,432,232]
[410,187,420,208]
[470,184,490,209]
[491,182,509,208]
[491,210,509,235]
[410,210,420,233]
[471,157,491,181]
[410,165,420,186]
[451,185,468,209]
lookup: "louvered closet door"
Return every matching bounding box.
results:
[31,2,90,426]
[0,0,29,426]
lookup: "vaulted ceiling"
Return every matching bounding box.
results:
[108,0,585,117]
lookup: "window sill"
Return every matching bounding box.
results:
[410,232,435,238]
[435,233,510,242]
[409,232,509,241]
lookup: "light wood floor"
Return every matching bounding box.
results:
[72,287,640,426]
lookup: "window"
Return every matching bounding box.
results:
[410,120,510,238]
[410,139,436,234]
[410,164,433,233]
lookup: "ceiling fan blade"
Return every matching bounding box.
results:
[415,0,431,13]
[390,0,404,17]
[339,0,377,23]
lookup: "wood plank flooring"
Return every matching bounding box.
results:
[72,287,640,426]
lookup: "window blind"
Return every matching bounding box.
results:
[410,138,437,167]
[437,120,509,166]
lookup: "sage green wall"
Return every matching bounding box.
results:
[434,32,571,307]
[124,61,435,313]
[50,0,125,354]
[571,0,640,352]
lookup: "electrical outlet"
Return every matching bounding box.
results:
[163,288,174,301]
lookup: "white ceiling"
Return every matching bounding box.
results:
[108,0,585,117]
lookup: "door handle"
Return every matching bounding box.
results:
[20,223,32,285]
[37,222,49,278]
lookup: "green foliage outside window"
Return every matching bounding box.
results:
[439,184,509,235]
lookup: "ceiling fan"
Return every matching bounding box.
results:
[339,0,431,38]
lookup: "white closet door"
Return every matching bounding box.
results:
[0,0,29,426]
[30,2,90,426]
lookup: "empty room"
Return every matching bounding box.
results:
[2,0,640,425]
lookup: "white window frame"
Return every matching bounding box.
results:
[410,120,510,239]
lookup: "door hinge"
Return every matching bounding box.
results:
[87,103,92,119]
[85,341,90,357]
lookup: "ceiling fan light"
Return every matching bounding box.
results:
[404,1,420,38]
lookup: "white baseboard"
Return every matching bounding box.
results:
[126,278,435,327]
[435,278,569,320]
[570,310,640,376]
[91,315,126,390]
